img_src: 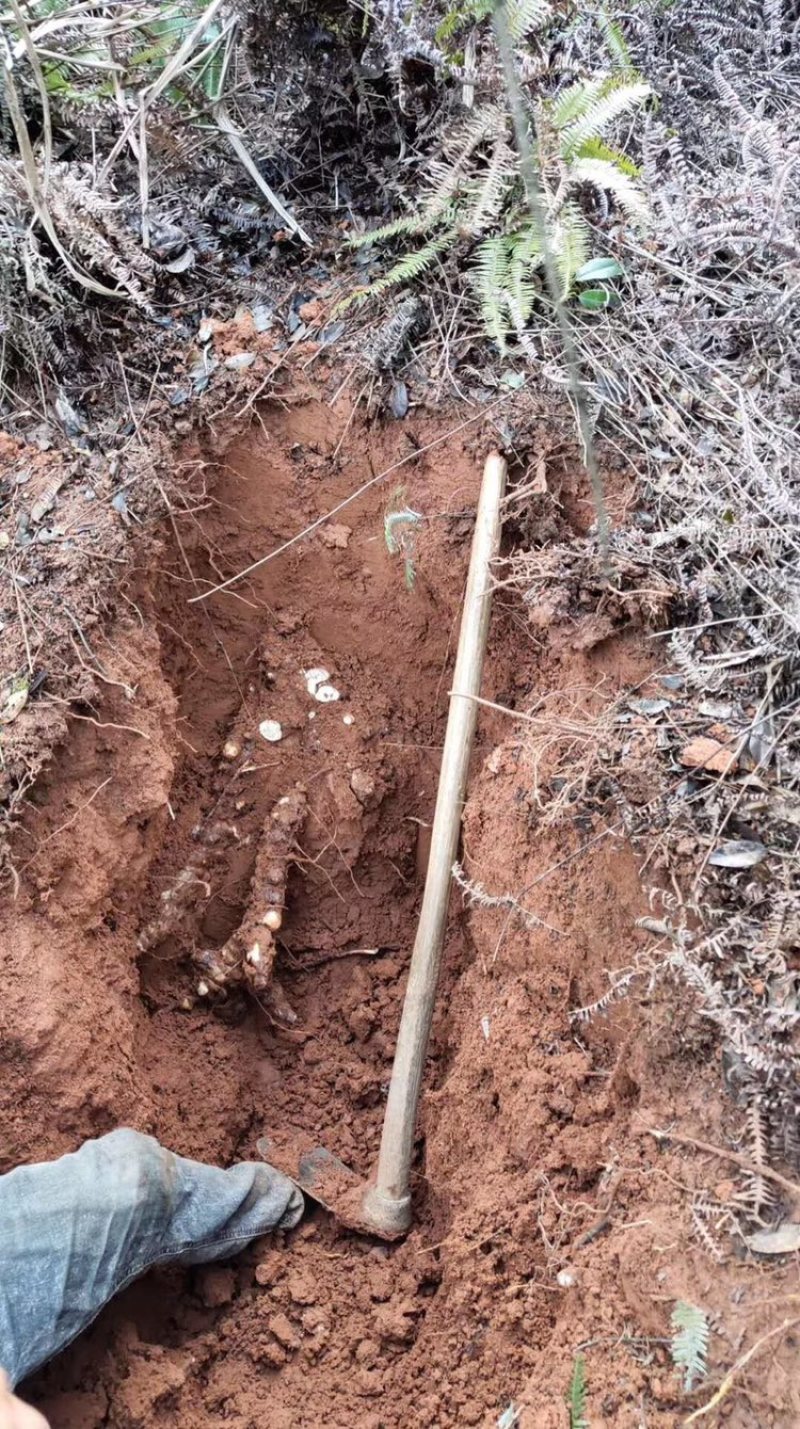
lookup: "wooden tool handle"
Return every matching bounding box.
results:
[362,452,507,1236]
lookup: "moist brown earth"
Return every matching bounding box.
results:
[2,395,797,1427]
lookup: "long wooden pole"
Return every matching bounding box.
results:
[361,452,507,1236]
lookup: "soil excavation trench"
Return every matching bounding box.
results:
[4,398,715,1428]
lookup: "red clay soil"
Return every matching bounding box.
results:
[2,396,797,1427]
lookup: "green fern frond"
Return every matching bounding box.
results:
[365,231,455,301]
[443,104,508,163]
[570,156,650,225]
[551,201,590,298]
[596,7,633,71]
[505,0,551,43]
[508,222,542,321]
[349,214,424,248]
[578,136,640,178]
[472,233,512,347]
[670,1301,709,1393]
[423,105,509,228]
[550,76,607,133]
[463,140,517,235]
[508,256,538,324]
[567,1354,588,1429]
[560,80,651,158]
[420,160,467,228]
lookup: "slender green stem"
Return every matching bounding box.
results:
[493,2,610,565]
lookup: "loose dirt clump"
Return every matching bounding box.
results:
[1,394,796,1428]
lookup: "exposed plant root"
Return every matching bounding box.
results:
[193,786,307,1021]
[138,863,214,953]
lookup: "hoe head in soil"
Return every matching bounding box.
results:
[257,1134,406,1240]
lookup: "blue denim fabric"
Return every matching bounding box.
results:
[0,1129,304,1388]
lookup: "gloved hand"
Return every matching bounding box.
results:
[0,1371,48,1428]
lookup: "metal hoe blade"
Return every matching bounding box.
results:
[257,1133,405,1239]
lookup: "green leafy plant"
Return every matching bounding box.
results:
[350,59,650,345]
[567,1354,589,1429]
[437,0,550,47]
[671,1301,710,1392]
[575,255,624,310]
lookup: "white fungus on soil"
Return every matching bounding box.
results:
[343,713,355,726]
[259,719,283,743]
[314,684,340,703]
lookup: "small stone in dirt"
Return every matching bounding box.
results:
[349,768,377,807]
[319,522,351,549]
[269,1312,301,1350]
[304,666,331,695]
[251,302,274,333]
[198,1267,236,1308]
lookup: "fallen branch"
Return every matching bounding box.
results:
[649,1129,800,1201]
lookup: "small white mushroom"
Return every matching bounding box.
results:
[259,719,283,743]
[342,713,355,726]
[222,739,241,760]
[314,684,340,703]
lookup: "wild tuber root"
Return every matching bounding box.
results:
[193,786,307,1020]
[138,820,243,953]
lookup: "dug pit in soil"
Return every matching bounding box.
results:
[3,396,774,1428]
